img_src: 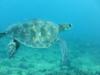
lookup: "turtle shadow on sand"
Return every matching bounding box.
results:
[0,19,72,65]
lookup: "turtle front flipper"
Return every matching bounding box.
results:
[8,39,20,58]
[59,39,69,66]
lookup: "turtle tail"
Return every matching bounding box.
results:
[0,32,6,38]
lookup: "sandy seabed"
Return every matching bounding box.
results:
[0,37,100,75]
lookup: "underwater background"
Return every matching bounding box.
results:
[0,0,100,75]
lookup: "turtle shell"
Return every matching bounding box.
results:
[8,19,59,48]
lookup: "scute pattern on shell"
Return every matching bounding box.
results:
[9,19,59,48]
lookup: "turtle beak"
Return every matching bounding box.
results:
[65,24,72,30]
[59,23,72,32]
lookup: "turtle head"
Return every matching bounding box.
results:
[58,23,72,32]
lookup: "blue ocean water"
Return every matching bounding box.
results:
[0,0,100,75]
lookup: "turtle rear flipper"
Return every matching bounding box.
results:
[8,39,20,58]
[0,32,6,38]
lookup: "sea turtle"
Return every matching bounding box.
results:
[0,19,71,63]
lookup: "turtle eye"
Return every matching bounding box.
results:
[69,24,72,27]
